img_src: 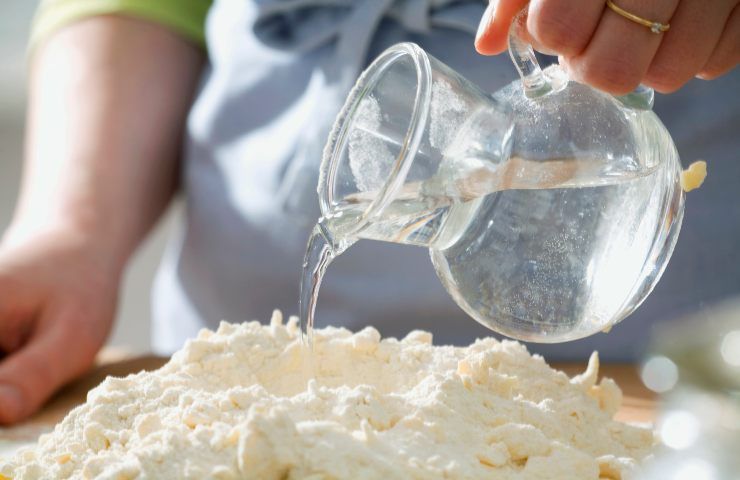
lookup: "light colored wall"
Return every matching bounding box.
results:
[0,1,164,352]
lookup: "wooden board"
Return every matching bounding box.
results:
[0,351,657,448]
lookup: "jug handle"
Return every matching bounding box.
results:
[506,11,553,98]
[506,11,655,108]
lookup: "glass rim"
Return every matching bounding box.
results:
[318,42,432,233]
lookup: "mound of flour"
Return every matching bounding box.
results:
[2,312,653,479]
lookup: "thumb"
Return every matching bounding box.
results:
[475,0,530,55]
[0,307,97,424]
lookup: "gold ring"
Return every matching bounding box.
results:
[606,0,670,34]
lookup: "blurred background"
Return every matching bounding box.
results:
[0,1,158,352]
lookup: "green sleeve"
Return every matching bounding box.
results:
[30,0,213,50]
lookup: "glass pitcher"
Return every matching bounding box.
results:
[304,24,684,343]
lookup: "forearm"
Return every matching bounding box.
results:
[5,15,204,273]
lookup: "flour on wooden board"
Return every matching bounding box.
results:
[2,311,654,479]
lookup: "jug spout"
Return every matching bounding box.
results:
[318,42,514,248]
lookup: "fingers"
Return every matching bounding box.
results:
[0,272,35,353]
[476,0,737,93]
[645,0,737,92]
[0,306,96,424]
[476,0,531,55]
[699,4,740,80]
[526,0,605,57]
[563,0,679,95]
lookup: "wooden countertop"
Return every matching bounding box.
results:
[0,350,657,449]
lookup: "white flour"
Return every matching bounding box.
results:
[2,312,653,479]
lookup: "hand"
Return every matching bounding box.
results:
[0,227,120,424]
[475,0,740,94]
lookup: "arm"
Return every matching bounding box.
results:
[0,16,204,423]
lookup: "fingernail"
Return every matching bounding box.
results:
[475,1,497,45]
[0,385,24,421]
